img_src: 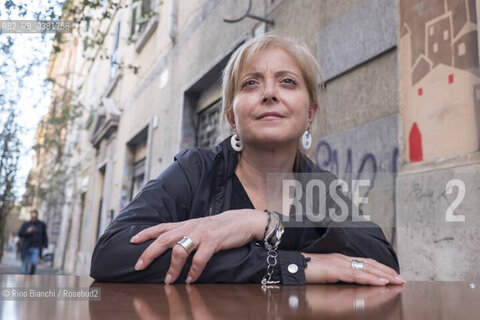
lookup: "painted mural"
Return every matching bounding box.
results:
[400,0,480,162]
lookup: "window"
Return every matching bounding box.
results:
[123,126,149,204]
[180,37,248,150]
[95,165,106,241]
[84,18,90,33]
[130,0,156,39]
[77,192,86,251]
[197,99,222,149]
[130,158,146,200]
[86,61,99,129]
[457,42,466,56]
[110,20,121,79]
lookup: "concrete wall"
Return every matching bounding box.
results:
[396,155,480,280]
[306,0,400,245]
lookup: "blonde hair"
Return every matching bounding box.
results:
[221,33,324,128]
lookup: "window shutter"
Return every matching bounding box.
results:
[130,2,139,37]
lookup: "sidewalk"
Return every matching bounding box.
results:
[0,249,60,275]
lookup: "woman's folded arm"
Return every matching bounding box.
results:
[90,160,309,284]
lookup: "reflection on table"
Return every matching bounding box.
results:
[92,283,402,320]
[1,275,479,320]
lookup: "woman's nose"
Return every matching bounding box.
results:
[262,79,278,103]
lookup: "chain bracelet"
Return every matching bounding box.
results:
[261,210,285,287]
[263,209,272,240]
[263,212,279,249]
[261,248,280,286]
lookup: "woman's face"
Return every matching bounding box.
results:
[229,48,316,149]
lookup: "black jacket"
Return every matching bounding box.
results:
[18,220,48,259]
[90,136,399,284]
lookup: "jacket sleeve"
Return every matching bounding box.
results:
[18,222,29,238]
[90,160,305,284]
[297,221,399,272]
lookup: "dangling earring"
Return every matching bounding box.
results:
[231,133,244,152]
[302,126,312,150]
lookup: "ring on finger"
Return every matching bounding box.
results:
[177,236,196,255]
[351,259,365,271]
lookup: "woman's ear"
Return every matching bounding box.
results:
[226,109,236,129]
[308,103,318,123]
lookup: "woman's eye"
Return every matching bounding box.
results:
[283,78,297,85]
[241,80,257,88]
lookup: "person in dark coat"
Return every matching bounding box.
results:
[18,209,48,274]
[91,33,405,286]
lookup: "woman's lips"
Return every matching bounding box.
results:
[256,112,285,120]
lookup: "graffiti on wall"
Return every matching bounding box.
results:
[312,115,400,243]
[400,0,480,162]
[315,140,399,244]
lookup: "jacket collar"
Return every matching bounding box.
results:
[210,135,239,183]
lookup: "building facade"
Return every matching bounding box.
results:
[25,0,480,280]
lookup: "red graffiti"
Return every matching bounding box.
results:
[409,122,423,162]
[448,74,454,84]
[418,88,423,96]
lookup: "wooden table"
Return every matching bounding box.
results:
[1,275,478,319]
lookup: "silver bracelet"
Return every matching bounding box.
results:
[263,211,284,250]
[261,211,285,286]
[263,212,279,249]
[270,212,284,249]
[261,248,280,286]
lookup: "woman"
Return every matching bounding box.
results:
[90,34,404,286]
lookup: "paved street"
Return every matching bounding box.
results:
[0,249,60,275]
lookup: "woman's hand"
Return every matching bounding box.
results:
[302,253,406,285]
[130,209,267,284]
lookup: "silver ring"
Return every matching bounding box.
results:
[351,259,365,271]
[177,236,196,255]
